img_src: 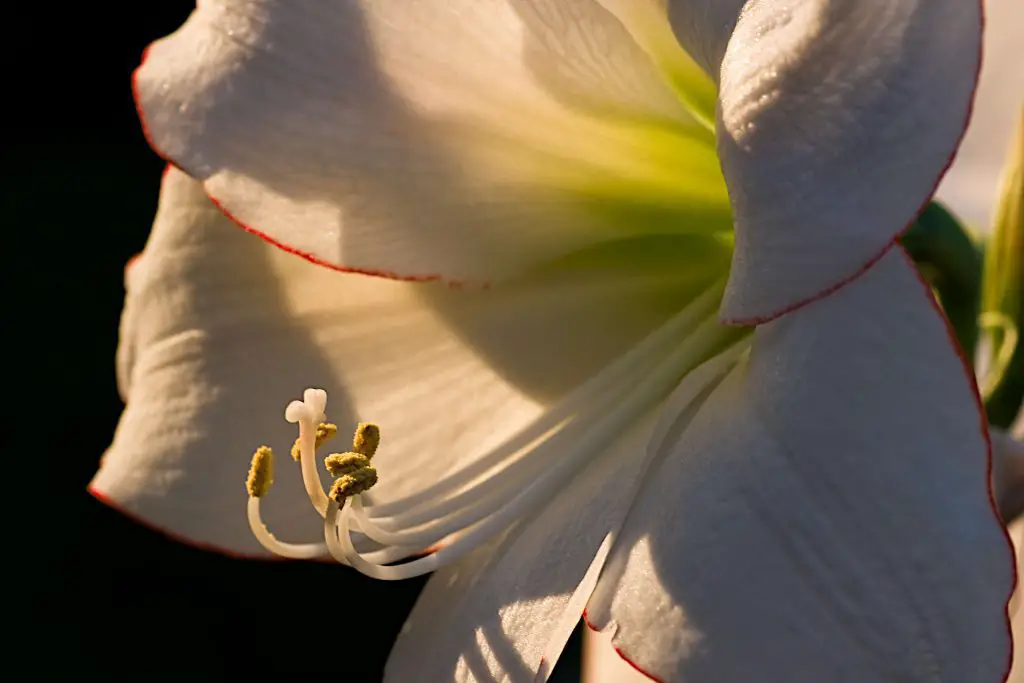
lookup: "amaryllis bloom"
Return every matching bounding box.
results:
[92,1,1015,681]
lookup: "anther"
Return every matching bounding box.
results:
[329,467,378,502]
[353,423,380,458]
[325,452,372,477]
[246,446,274,498]
[291,422,338,461]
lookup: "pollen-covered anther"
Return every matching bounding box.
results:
[291,422,338,461]
[324,452,372,477]
[246,446,274,498]
[353,422,380,459]
[325,423,381,501]
[329,467,378,502]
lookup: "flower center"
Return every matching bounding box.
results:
[245,283,751,577]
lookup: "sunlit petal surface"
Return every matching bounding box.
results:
[586,249,1012,682]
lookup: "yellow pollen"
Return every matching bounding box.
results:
[329,467,378,502]
[324,423,382,502]
[291,422,338,461]
[324,452,372,477]
[353,422,380,458]
[246,446,274,498]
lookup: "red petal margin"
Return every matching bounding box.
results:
[720,0,986,328]
[131,47,486,290]
[87,484,297,562]
[896,243,1016,683]
[205,194,446,285]
[123,252,143,277]
[581,609,663,683]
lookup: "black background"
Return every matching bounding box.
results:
[15,5,581,679]
[18,3,418,678]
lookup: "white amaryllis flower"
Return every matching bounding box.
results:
[91,1,1015,681]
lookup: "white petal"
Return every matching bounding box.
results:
[134,0,727,284]
[384,413,655,683]
[667,0,982,323]
[935,0,1024,232]
[91,167,728,555]
[666,0,746,78]
[593,0,719,126]
[586,248,1013,681]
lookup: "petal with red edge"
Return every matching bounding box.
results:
[91,167,730,556]
[586,248,1012,682]
[134,0,729,284]
[666,0,981,323]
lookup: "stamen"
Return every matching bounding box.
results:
[246,497,329,560]
[350,315,741,551]
[245,285,754,580]
[332,322,751,579]
[244,445,331,559]
[357,282,725,520]
[245,446,274,498]
[325,428,380,502]
[324,501,445,580]
[241,397,388,561]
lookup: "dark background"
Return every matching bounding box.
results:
[15,5,582,678]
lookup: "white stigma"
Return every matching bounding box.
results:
[285,390,331,517]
